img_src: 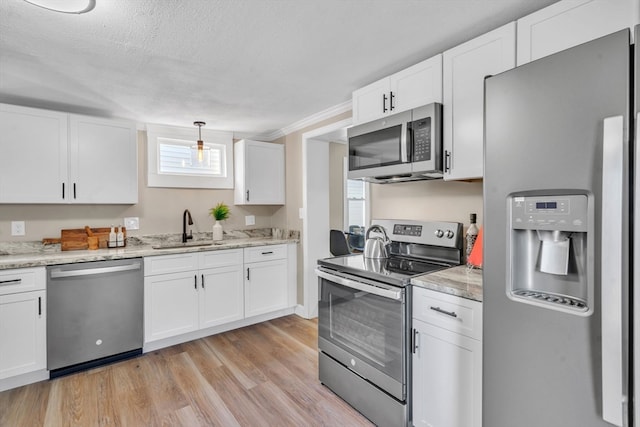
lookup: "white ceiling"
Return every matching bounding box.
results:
[0,0,558,139]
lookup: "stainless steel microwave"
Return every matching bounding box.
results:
[347,103,442,183]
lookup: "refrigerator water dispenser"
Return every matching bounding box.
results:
[508,194,591,315]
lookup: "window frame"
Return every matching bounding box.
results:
[146,124,234,189]
[343,157,370,230]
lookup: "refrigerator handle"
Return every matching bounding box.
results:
[601,115,625,427]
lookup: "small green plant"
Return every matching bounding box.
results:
[209,202,231,221]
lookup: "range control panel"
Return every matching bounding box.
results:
[511,194,588,232]
[393,224,422,237]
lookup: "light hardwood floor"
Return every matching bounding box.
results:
[0,315,374,426]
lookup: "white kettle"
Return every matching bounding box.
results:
[364,225,390,259]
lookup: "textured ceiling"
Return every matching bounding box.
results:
[0,0,558,139]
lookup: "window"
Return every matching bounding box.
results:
[343,157,369,250]
[346,179,366,228]
[147,124,233,189]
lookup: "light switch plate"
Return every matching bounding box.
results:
[11,221,25,236]
[124,217,140,230]
[245,215,256,226]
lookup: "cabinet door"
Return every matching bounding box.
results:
[391,54,442,112]
[517,0,636,66]
[0,104,68,203]
[144,272,199,343]
[242,141,285,205]
[199,265,244,329]
[352,77,391,125]
[69,114,138,204]
[443,23,515,181]
[0,291,46,379]
[244,259,287,317]
[412,319,482,427]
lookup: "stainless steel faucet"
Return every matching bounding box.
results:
[182,209,193,243]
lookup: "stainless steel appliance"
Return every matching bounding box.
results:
[316,219,462,426]
[347,103,443,183]
[483,28,637,427]
[47,258,143,378]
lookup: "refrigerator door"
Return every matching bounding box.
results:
[483,29,630,427]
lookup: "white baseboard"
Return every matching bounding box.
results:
[143,307,296,352]
[0,369,49,392]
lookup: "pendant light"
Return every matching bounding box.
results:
[193,121,207,163]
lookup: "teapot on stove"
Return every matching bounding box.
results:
[364,225,391,259]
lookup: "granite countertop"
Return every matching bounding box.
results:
[0,228,299,270]
[411,265,483,302]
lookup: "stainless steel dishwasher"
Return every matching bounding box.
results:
[46,258,143,378]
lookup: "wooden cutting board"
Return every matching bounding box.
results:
[61,227,126,251]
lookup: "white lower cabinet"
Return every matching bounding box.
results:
[0,268,46,381]
[244,245,288,317]
[144,250,244,343]
[412,287,482,427]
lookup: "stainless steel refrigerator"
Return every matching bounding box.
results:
[483,28,637,427]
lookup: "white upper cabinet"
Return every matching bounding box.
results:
[443,22,516,181]
[0,104,68,203]
[0,103,138,204]
[352,54,442,125]
[234,139,285,205]
[69,114,138,204]
[517,0,638,66]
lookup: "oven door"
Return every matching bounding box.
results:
[347,109,412,180]
[316,268,406,401]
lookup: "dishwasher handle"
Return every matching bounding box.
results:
[50,263,141,279]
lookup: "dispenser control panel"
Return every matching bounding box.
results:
[511,194,588,232]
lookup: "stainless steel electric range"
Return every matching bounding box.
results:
[316,219,463,427]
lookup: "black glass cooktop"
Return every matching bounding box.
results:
[317,254,452,287]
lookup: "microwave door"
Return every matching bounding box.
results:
[348,110,412,180]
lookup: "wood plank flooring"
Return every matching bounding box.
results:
[0,315,374,426]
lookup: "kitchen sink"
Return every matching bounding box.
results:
[151,241,221,249]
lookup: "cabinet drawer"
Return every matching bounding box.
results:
[199,249,242,269]
[0,267,45,296]
[144,253,198,276]
[413,287,482,340]
[244,245,287,263]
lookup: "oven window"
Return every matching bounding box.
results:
[318,278,403,381]
[349,125,404,170]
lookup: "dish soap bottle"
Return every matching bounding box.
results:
[116,225,125,247]
[109,225,117,248]
[466,213,479,266]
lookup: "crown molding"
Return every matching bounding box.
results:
[245,100,352,142]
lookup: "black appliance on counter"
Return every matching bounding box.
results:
[316,219,463,426]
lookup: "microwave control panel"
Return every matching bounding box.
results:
[412,117,431,162]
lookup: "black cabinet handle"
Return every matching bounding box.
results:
[390,91,395,111]
[0,279,21,286]
[247,268,250,281]
[73,183,77,199]
[201,274,205,289]
[62,183,65,199]
[38,296,42,316]
[261,251,273,255]
[430,306,458,318]
[382,93,388,113]
[246,190,250,202]
[412,328,419,353]
[194,275,197,290]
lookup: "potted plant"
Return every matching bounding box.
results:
[209,202,230,241]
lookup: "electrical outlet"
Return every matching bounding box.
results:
[124,217,140,230]
[245,215,256,226]
[11,221,25,236]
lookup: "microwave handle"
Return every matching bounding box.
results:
[401,121,409,162]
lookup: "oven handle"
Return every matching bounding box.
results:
[315,268,402,301]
